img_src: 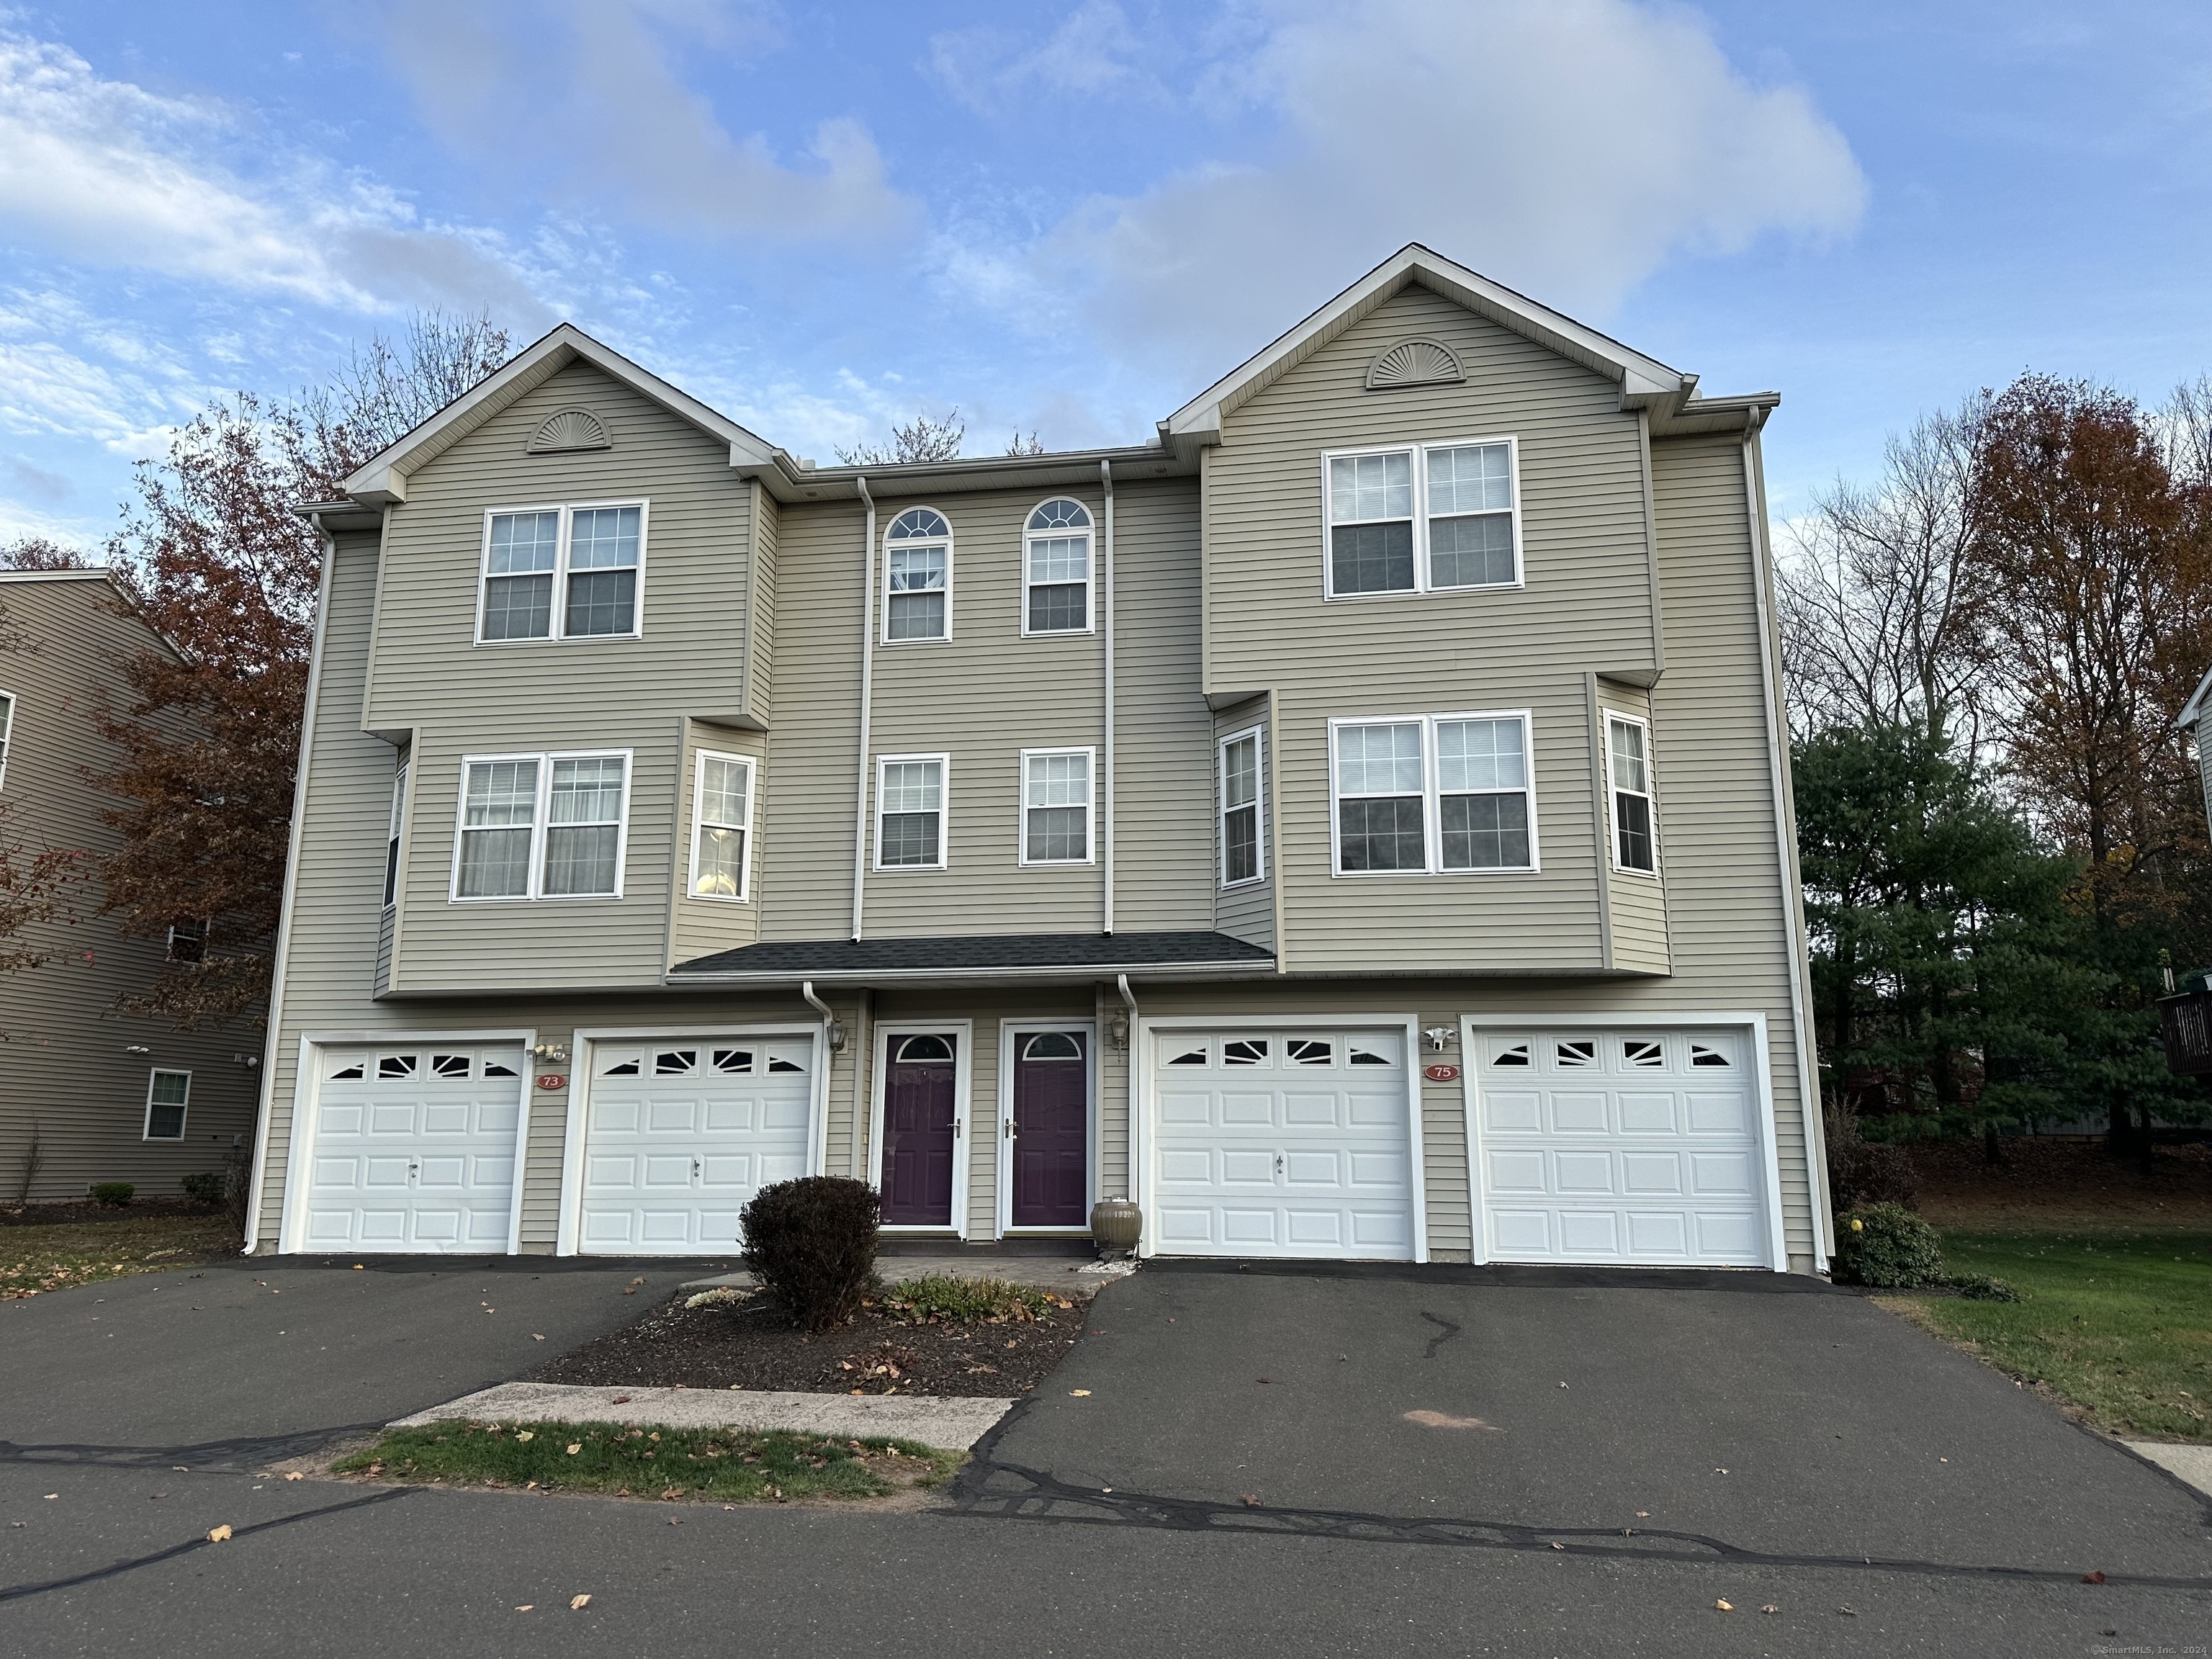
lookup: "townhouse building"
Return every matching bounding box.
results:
[246,245,1832,1272]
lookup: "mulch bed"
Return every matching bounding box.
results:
[1910,1136,2212,1228]
[0,1197,228,1228]
[533,1292,1090,1398]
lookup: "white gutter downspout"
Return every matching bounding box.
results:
[850,478,876,941]
[1101,459,1117,935]
[1743,424,1832,1272]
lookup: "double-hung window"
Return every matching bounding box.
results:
[1219,727,1265,886]
[478,502,646,642]
[876,755,947,869]
[1023,499,1093,634]
[452,750,631,900]
[1329,713,1537,876]
[143,1069,190,1141]
[383,761,408,909]
[1020,748,1094,864]
[1322,439,1520,597]
[690,751,755,900]
[1606,714,1658,874]
[0,688,14,788]
[884,509,951,642]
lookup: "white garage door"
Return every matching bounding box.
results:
[1150,1028,1416,1260]
[300,1044,525,1252]
[1473,1026,1771,1267]
[577,1038,815,1254]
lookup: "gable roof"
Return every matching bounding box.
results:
[1161,243,1768,455]
[2177,664,2212,729]
[341,323,778,507]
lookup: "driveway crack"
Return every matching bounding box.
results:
[1419,1311,1460,1359]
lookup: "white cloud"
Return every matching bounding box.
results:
[356,0,915,243]
[1043,0,1867,367]
[0,32,554,320]
[929,1,1155,116]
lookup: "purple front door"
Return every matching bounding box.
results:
[1012,1029,1088,1228]
[881,1033,957,1226]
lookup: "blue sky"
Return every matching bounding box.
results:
[3,0,2210,549]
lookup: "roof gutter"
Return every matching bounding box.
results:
[667,958,1278,989]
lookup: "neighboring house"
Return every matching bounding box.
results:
[2160,670,2212,1074]
[246,244,1832,1272]
[1,569,261,1201]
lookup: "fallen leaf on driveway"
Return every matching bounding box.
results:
[1635,1511,1650,1517]
[42,1493,55,1501]
[570,1595,592,1611]
[1069,1389,1091,1397]
[207,1525,233,1542]
[1761,1605,1779,1614]
[1714,1599,1733,1612]
[1403,1410,1498,1431]
[2082,1570,2106,1584]
[515,1606,534,1613]
[1240,1494,1260,1507]
[534,1334,545,1341]
[284,1472,303,1483]
[1549,1542,1565,1551]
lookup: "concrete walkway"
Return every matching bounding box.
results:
[682,1257,1136,1297]
[2126,1440,2212,1498]
[391,1380,1014,1450]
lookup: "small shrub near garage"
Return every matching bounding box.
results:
[89,1182,135,1208]
[181,1172,224,1205]
[740,1176,879,1331]
[883,1274,1059,1324]
[1833,1202,1947,1287]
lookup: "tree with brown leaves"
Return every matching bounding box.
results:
[1,310,511,1029]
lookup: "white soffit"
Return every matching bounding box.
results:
[342,324,777,507]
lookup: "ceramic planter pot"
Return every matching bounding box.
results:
[1089,1196,1141,1254]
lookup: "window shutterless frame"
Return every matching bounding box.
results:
[688,750,757,902]
[881,507,954,644]
[1318,437,1523,600]
[1017,746,1096,866]
[143,1068,191,1141]
[1020,497,1096,637]
[0,686,14,790]
[1218,724,1266,887]
[449,748,633,901]
[473,500,649,644]
[383,760,409,909]
[873,752,950,871]
[1604,712,1660,876]
[1326,711,1539,876]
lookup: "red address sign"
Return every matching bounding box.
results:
[536,1074,568,1090]
[1422,1063,1461,1083]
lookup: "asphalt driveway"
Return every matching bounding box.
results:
[4,1256,2209,1656]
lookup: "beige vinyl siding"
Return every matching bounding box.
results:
[1206,286,1656,974]
[0,576,262,1200]
[1211,693,1276,949]
[758,501,866,942]
[667,721,765,968]
[1595,679,1670,974]
[364,360,752,991]
[1103,480,1215,932]
[745,482,778,727]
[1647,431,1815,1264]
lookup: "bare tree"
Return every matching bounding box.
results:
[836,410,965,467]
[1005,431,1045,456]
[1778,398,1992,749]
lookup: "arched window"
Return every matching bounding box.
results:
[894,1033,956,1064]
[1023,498,1092,634]
[1021,1031,1084,1061]
[884,508,951,641]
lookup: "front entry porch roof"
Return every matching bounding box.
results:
[667,930,1277,986]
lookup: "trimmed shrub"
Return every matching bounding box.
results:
[1833,1202,1946,1287]
[181,1172,225,1205]
[739,1176,879,1331]
[90,1182,135,1207]
[1948,1272,2023,1303]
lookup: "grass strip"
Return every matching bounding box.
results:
[1884,1228,2212,1442]
[331,1419,963,1502]
[0,1215,240,1299]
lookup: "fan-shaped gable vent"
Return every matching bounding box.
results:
[1365,338,1465,392]
[528,409,611,453]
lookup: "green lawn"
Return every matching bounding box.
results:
[1887,1230,2212,1442]
[0,1213,240,1299]
[332,1419,963,1503]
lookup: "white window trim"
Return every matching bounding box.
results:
[688,749,757,903]
[0,685,14,791]
[1326,710,1539,878]
[1017,746,1097,867]
[1217,724,1267,888]
[474,500,650,645]
[1318,436,1524,601]
[995,1019,1100,1236]
[1019,496,1097,638]
[143,1068,191,1141]
[881,505,955,645]
[1604,711,1660,878]
[383,760,409,911]
[448,747,634,902]
[866,1019,976,1237]
[873,751,951,872]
